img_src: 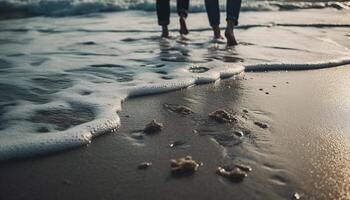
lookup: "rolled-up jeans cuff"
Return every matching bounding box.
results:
[158,20,170,26]
[226,17,238,26]
[177,9,188,18]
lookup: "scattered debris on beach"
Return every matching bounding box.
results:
[293,192,301,199]
[233,130,244,137]
[209,109,237,123]
[242,109,249,113]
[265,92,269,95]
[170,156,202,175]
[138,162,152,169]
[216,166,248,182]
[254,121,269,129]
[272,85,277,88]
[169,140,188,148]
[259,88,263,91]
[143,120,163,134]
[164,103,193,115]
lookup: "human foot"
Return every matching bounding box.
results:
[224,29,237,46]
[179,17,189,35]
[161,25,169,38]
[225,21,238,46]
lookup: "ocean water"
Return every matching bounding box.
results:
[0,0,350,161]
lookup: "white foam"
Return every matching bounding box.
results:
[0,0,349,17]
[0,59,244,161]
[1,9,350,161]
[0,130,92,161]
[245,57,350,71]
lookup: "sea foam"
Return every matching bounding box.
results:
[0,8,350,161]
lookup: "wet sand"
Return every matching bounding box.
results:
[1,66,350,200]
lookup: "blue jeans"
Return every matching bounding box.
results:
[205,0,242,26]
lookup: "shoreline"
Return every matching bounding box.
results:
[2,66,350,199]
[1,8,350,161]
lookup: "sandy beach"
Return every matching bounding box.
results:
[1,1,350,199]
[2,65,350,200]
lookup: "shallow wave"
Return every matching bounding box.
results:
[1,23,350,34]
[0,60,245,161]
[245,57,350,71]
[0,0,349,17]
[1,9,350,161]
[2,56,350,161]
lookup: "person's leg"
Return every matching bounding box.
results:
[177,0,189,35]
[225,0,242,45]
[204,0,222,39]
[156,0,170,37]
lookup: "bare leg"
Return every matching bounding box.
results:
[156,0,170,38]
[212,25,223,39]
[177,0,189,35]
[225,19,238,46]
[161,25,169,38]
[179,16,189,35]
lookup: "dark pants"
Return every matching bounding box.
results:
[156,0,189,26]
[205,0,242,26]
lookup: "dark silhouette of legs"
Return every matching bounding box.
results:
[156,0,189,37]
[205,0,242,45]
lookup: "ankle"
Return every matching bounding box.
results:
[212,26,221,38]
[161,26,169,37]
[226,20,235,31]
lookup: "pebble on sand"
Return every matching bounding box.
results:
[272,85,276,88]
[265,92,269,94]
[169,140,186,148]
[293,192,301,199]
[209,109,237,123]
[234,130,244,137]
[259,88,263,91]
[170,156,201,175]
[216,166,247,182]
[143,119,163,134]
[242,109,249,113]
[254,121,269,129]
[164,103,194,115]
[138,162,152,169]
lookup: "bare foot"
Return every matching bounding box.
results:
[212,25,223,40]
[179,17,189,35]
[225,20,238,46]
[161,25,169,38]
[224,28,238,46]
